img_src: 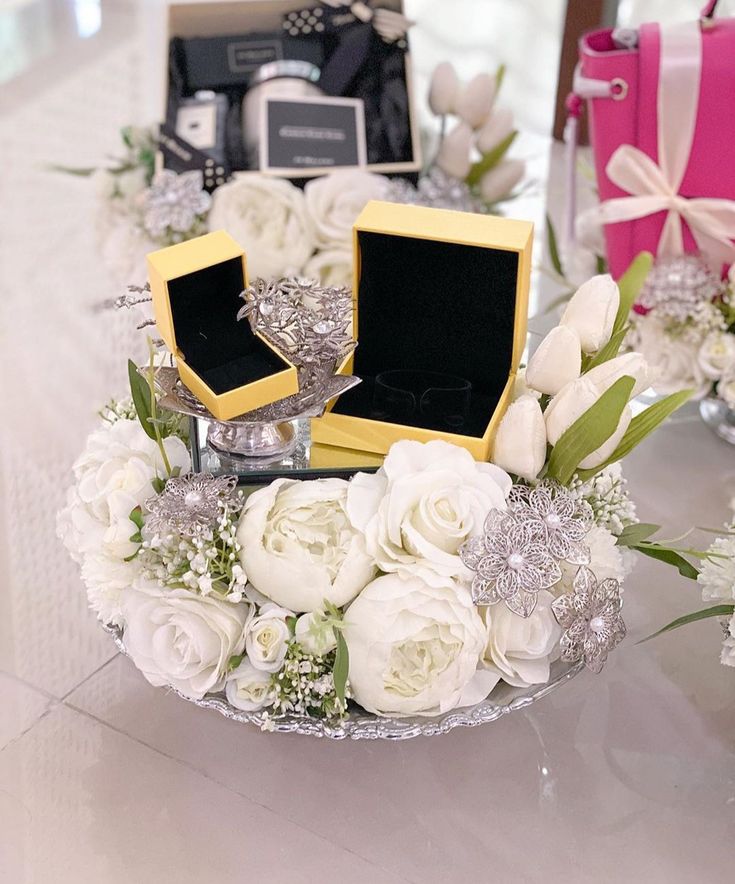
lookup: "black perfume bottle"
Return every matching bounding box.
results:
[175,90,229,165]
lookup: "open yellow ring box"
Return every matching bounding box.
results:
[311,201,533,460]
[147,230,298,421]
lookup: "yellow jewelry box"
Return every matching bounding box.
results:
[147,230,298,421]
[311,201,533,460]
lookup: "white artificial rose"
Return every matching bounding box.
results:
[343,573,495,716]
[718,370,735,409]
[121,582,252,699]
[555,526,633,594]
[304,170,390,250]
[208,175,315,279]
[428,61,460,116]
[630,313,710,398]
[561,274,620,354]
[455,73,496,129]
[237,478,375,612]
[476,107,514,154]
[245,603,293,672]
[295,611,337,656]
[583,351,650,398]
[303,248,352,288]
[698,330,735,380]
[80,551,141,628]
[545,377,632,470]
[346,439,512,585]
[481,590,562,688]
[492,395,547,481]
[478,158,525,204]
[435,122,473,180]
[225,659,274,711]
[525,325,582,395]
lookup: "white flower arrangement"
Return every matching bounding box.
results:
[58,256,698,733]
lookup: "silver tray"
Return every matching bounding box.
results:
[104,625,584,740]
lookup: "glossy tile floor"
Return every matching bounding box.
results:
[1,2,733,882]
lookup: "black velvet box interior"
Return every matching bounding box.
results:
[169,257,288,394]
[331,232,519,437]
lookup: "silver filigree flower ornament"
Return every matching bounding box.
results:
[144,472,238,536]
[141,169,212,239]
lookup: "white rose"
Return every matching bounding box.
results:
[225,659,275,711]
[476,107,514,154]
[492,395,547,481]
[295,611,337,656]
[245,602,293,672]
[208,175,315,279]
[121,582,252,699]
[304,170,390,250]
[343,573,495,716]
[630,314,710,397]
[455,73,496,129]
[428,61,460,116]
[718,370,735,409]
[561,274,620,354]
[80,551,141,628]
[481,590,561,688]
[698,330,735,380]
[303,248,352,288]
[435,121,473,180]
[545,377,632,470]
[583,351,650,398]
[555,526,633,594]
[346,439,511,585]
[525,325,582,395]
[478,158,525,204]
[237,478,375,612]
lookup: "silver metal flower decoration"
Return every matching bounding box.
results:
[636,255,722,321]
[508,482,593,565]
[144,472,237,536]
[141,170,212,239]
[387,166,486,214]
[551,566,626,674]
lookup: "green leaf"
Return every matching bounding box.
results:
[576,389,692,479]
[613,252,653,336]
[129,506,144,531]
[585,324,629,370]
[227,653,244,672]
[595,254,608,275]
[466,130,517,187]
[128,359,156,440]
[151,476,166,494]
[495,63,506,90]
[545,213,564,277]
[333,631,349,706]
[616,522,661,548]
[286,616,297,637]
[639,604,734,644]
[47,163,97,177]
[546,376,634,486]
[633,544,700,579]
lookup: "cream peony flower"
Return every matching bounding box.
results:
[491,395,547,481]
[302,248,352,288]
[208,175,315,279]
[121,581,252,699]
[630,313,710,398]
[481,590,561,688]
[698,330,735,380]
[343,573,494,716]
[225,659,274,711]
[245,603,293,672]
[346,439,512,585]
[304,170,390,251]
[237,478,375,612]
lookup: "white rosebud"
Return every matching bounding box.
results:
[560,274,620,354]
[428,61,461,116]
[545,377,632,470]
[435,121,473,180]
[698,330,735,380]
[294,611,337,656]
[476,107,514,154]
[245,603,293,672]
[478,159,525,204]
[492,395,547,481]
[455,73,496,129]
[525,325,582,395]
[225,659,274,712]
[584,351,650,398]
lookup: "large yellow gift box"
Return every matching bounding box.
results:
[147,230,298,421]
[311,201,533,460]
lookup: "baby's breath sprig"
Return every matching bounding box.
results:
[268,640,349,721]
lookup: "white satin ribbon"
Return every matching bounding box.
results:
[587,20,735,265]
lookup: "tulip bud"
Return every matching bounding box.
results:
[479,158,525,203]
[476,107,514,153]
[435,121,473,180]
[456,73,496,128]
[525,325,582,396]
[512,368,541,401]
[560,274,620,354]
[492,395,547,481]
[584,351,650,398]
[428,61,461,116]
[545,377,632,470]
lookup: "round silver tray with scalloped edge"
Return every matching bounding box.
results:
[104,625,584,740]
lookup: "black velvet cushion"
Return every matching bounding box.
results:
[168,257,288,395]
[332,231,518,437]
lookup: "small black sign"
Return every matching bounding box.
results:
[158,124,230,193]
[261,97,367,171]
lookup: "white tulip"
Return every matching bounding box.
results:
[428,61,460,116]
[584,351,650,398]
[435,121,473,180]
[492,395,547,481]
[525,325,582,395]
[455,73,496,128]
[545,377,632,470]
[560,274,620,354]
[511,367,541,400]
[476,107,514,153]
[478,159,524,204]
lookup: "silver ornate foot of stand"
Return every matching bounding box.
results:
[207,419,298,460]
